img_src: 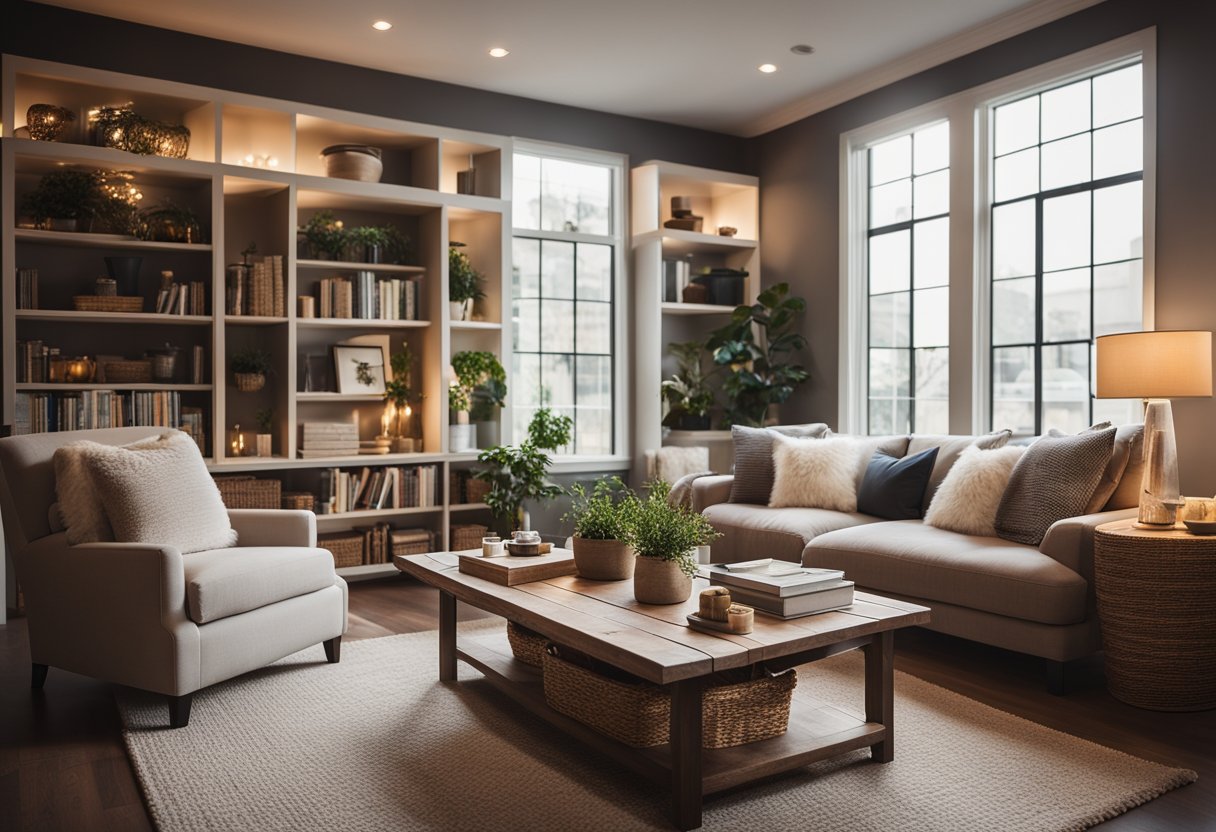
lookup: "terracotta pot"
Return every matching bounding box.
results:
[633,555,692,604]
[572,536,634,581]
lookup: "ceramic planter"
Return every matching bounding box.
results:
[449,299,473,321]
[633,555,692,604]
[572,536,634,581]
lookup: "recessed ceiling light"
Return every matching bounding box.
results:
[758,63,778,74]
[790,44,815,55]
[372,20,392,31]
[488,47,510,58]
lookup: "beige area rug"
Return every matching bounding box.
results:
[117,621,1195,832]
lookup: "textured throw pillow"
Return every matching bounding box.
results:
[769,434,862,511]
[994,426,1117,546]
[51,435,165,544]
[906,431,1013,514]
[728,423,830,504]
[857,447,940,520]
[925,445,1027,537]
[840,434,911,489]
[80,431,237,554]
[1100,423,1146,511]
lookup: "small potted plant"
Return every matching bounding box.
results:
[624,481,720,605]
[449,350,506,451]
[448,243,484,321]
[661,341,716,430]
[298,210,348,260]
[564,476,637,581]
[22,169,104,232]
[254,408,274,457]
[383,344,419,449]
[231,348,272,392]
[475,408,573,535]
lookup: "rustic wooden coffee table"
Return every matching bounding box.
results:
[397,553,930,830]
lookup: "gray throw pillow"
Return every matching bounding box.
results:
[994,426,1117,546]
[728,423,830,504]
[906,431,1012,514]
[1101,424,1145,511]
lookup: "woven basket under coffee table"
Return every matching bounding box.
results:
[1093,519,1216,711]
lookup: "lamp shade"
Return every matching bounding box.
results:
[1096,330,1213,399]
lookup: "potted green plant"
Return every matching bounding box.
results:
[448,243,484,321]
[135,200,207,244]
[449,350,506,450]
[661,341,716,430]
[254,408,274,457]
[474,408,573,534]
[706,282,810,427]
[22,169,104,232]
[623,481,720,604]
[230,348,272,392]
[563,476,637,580]
[298,210,348,260]
[383,343,419,446]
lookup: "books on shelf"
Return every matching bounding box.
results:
[13,390,197,440]
[703,563,846,598]
[319,464,439,514]
[16,340,57,383]
[17,268,38,310]
[723,581,856,619]
[191,345,206,384]
[226,256,285,317]
[317,272,420,320]
[299,422,360,458]
[154,280,207,315]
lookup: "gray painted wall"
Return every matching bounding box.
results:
[754,0,1216,494]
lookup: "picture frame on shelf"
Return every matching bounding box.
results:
[333,345,386,395]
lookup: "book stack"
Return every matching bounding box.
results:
[14,390,183,435]
[299,422,360,459]
[317,272,420,320]
[226,256,285,317]
[155,280,207,315]
[16,340,56,383]
[702,559,854,619]
[17,268,38,309]
[179,406,206,452]
[191,345,206,384]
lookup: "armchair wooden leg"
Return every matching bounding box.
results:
[168,693,193,728]
[1046,659,1069,695]
[31,663,48,690]
[323,636,342,664]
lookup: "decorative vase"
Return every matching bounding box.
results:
[256,434,272,457]
[572,537,635,581]
[48,217,79,233]
[104,256,143,296]
[235,372,266,392]
[449,423,477,452]
[449,299,472,321]
[633,556,692,604]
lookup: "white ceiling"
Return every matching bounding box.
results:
[39,0,1101,136]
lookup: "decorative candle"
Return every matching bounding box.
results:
[727,605,754,634]
[380,401,395,438]
[65,357,95,383]
[699,586,732,622]
[482,536,504,557]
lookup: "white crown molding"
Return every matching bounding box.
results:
[745,0,1107,138]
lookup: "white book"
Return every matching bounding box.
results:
[703,564,846,597]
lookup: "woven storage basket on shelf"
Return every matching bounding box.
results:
[318,531,364,568]
[213,476,282,510]
[74,295,143,313]
[234,372,266,392]
[506,621,548,667]
[542,647,797,749]
[391,528,435,557]
[102,360,152,383]
[449,473,492,505]
[281,492,316,511]
[450,524,488,551]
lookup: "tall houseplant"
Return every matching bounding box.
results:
[624,481,720,604]
[706,282,809,427]
[474,408,573,534]
[563,477,637,580]
[448,243,484,321]
[449,350,507,424]
[661,341,716,430]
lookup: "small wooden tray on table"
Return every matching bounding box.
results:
[455,548,576,586]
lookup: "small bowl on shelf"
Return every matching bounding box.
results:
[1182,519,1216,536]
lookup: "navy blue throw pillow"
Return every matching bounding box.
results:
[857,447,940,520]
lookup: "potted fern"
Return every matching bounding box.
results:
[564,476,636,581]
[624,481,720,604]
[448,243,484,321]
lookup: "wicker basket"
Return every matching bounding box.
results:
[234,372,266,392]
[102,360,152,383]
[391,528,435,557]
[449,473,492,505]
[213,476,282,510]
[74,295,143,313]
[318,531,364,569]
[281,492,316,511]
[506,621,548,668]
[542,647,797,749]
[451,524,488,551]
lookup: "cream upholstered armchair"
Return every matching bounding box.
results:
[0,427,348,728]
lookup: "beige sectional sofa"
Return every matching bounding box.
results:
[691,430,1143,691]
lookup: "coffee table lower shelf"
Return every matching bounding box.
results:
[458,631,886,796]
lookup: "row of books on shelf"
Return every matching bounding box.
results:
[155,280,208,316]
[320,465,440,514]
[699,559,855,619]
[226,256,286,317]
[313,273,421,320]
[17,268,38,310]
[13,389,204,442]
[16,340,56,384]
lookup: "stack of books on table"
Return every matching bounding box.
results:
[701,558,854,619]
[298,422,359,458]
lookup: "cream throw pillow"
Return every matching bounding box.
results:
[924,445,1026,537]
[769,434,862,511]
[79,431,237,554]
[53,433,168,545]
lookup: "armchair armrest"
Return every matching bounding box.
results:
[1039,508,1138,583]
[692,475,734,513]
[228,509,316,548]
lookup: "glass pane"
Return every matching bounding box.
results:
[869,348,911,398]
[1093,64,1142,128]
[1040,133,1091,191]
[992,199,1036,279]
[513,299,540,352]
[992,345,1035,434]
[1094,260,1143,336]
[1041,78,1090,141]
[512,353,541,406]
[1042,191,1091,272]
[1093,120,1143,180]
[868,398,911,436]
[870,134,911,185]
[914,398,950,435]
[1092,396,1142,428]
[540,158,611,235]
[994,147,1039,202]
[1043,267,1090,342]
[914,121,950,175]
[576,355,613,407]
[512,237,540,297]
[577,301,612,354]
[994,96,1039,156]
[913,217,949,288]
[992,277,1036,346]
[913,287,949,348]
[540,300,574,352]
[540,354,574,406]
[540,240,575,298]
[868,230,910,295]
[1041,343,1089,434]
[513,406,537,445]
[869,179,912,228]
[576,243,612,301]
[574,407,612,455]
[1093,180,1143,264]
[915,347,949,434]
[869,292,910,348]
[913,169,949,219]
[512,153,541,230]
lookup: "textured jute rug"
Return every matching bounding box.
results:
[117,622,1195,832]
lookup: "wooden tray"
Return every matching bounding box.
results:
[686,612,753,635]
[458,549,575,586]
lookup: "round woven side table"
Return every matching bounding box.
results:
[1093,519,1216,711]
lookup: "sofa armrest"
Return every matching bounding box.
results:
[692,475,734,513]
[1039,507,1138,583]
[228,509,316,548]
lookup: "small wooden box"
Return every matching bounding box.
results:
[457,549,576,586]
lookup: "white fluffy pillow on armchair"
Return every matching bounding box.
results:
[924,444,1026,537]
[53,432,169,545]
[768,434,862,511]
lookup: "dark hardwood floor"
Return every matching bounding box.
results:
[2,576,1211,831]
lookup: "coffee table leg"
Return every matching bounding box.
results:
[670,677,703,830]
[864,630,895,763]
[439,590,457,681]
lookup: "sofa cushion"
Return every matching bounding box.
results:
[906,431,1012,513]
[728,423,830,504]
[857,447,939,520]
[825,432,912,488]
[183,546,337,624]
[703,502,881,563]
[804,520,1089,626]
[770,434,860,511]
[1100,423,1145,511]
[925,445,1025,537]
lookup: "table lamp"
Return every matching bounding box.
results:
[1096,330,1213,529]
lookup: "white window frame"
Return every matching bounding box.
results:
[509,139,629,472]
[840,29,1156,435]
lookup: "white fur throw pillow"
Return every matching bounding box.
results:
[78,431,237,554]
[52,433,168,545]
[769,434,862,511]
[924,445,1026,537]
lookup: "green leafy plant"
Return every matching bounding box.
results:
[299,210,348,260]
[384,343,416,408]
[449,350,506,417]
[621,481,720,577]
[255,408,274,434]
[349,224,412,264]
[706,282,810,427]
[563,476,635,540]
[22,170,105,223]
[230,349,272,376]
[448,244,485,304]
[474,408,573,532]
[135,200,207,243]
[661,341,716,429]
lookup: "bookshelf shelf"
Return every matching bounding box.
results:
[659,302,737,316]
[225,315,288,326]
[317,506,442,523]
[295,392,387,402]
[14,228,213,252]
[296,318,430,329]
[450,320,502,331]
[16,310,213,325]
[450,502,491,512]
[15,383,213,391]
[297,259,425,274]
